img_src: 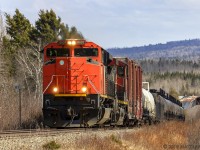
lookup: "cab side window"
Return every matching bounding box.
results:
[46,48,70,57]
[74,48,98,57]
[117,66,125,77]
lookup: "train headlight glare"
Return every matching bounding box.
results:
[81,87,87,93]
[67,41,72,45]
[71,40,76,45]
[53,87,58,93]
[67,40,76,46]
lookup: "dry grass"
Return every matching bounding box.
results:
[123,121,188,150]
[187,120,200,146]
[73,120,200,150]
[0,79,42,130]
[0,120,199,150]
[75,134,122,150]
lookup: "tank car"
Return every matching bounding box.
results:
[142,88,156,124]
[150,89,184,121]
[142,85,184,124]
[42,39,143,128]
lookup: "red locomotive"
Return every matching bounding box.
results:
[42,39,143,127]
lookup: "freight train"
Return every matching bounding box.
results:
[42,39,184,128]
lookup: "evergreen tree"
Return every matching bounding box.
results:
[59,23,69,40]
[69,26,84,39]
[5,9,33,75]
[33,9,61,47]
[33,9,84,47]
[5,9,32,47]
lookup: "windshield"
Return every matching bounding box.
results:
[74,48,98,57]
[46,48,70,57]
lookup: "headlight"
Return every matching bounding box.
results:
[67,40,76,46]
[67,41,72,45]
[71,40,76,45]
[57,39,86,46]
[53,87,58,93]
[81,87,87,93]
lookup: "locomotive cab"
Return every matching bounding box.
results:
[43,39,113,95]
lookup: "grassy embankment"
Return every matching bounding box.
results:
[44,120,200,150]
[1,120,199,150]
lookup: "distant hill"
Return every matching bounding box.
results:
[108,39,200,60]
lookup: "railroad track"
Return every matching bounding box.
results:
[0,127,132,139]
[0,128,86,139]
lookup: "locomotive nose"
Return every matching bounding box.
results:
[56,58,68,72]
[54,58,69,94]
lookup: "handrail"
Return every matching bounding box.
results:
[86,76,100,94]
[43,75,65,94]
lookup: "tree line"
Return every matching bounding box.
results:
[141,59,200,98]
[139,58,200,73]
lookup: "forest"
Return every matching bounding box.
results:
[139,59,200,99]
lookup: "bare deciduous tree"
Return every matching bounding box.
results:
[16,45,43,105]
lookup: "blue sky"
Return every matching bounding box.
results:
[1,0,200,48]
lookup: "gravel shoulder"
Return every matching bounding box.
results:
[0,128,138,150]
